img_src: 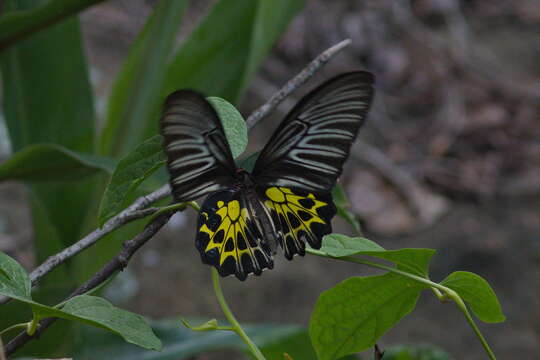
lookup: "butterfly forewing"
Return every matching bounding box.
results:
[252,72,374,192]
[196,189,274,280]
[160,90,237,202]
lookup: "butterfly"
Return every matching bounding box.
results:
[160,71,374,280]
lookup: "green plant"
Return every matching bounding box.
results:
[0,1,504,359]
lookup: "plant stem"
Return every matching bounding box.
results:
[0,323,27,337]
[26,317,39,336]
[0,334,5,360]
[211,269,265,360]
[306,248,497,360]
[445,289,497,359]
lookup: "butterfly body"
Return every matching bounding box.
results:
[161,72,374,280]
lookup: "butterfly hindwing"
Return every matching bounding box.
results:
[196,189,274,280]
[160,90,237,202]
[252,72,374,192]
[261,187,336,259]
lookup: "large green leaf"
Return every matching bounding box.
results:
[99,0,187,156]
[162,0,304,105]
[0,0,106,51]
[58,295,162,351]
[441,271,505,323]
[319,234,436,278]
[0,0,96,263]
[0,144,114,182]
[309,273,427,360]
[0,253,160,351]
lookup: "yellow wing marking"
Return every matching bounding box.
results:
[264,187,328,242]
[199,200,261,266]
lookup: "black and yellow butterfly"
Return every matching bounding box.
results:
[160,72,374,280]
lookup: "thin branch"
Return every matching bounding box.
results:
[245,38,351,130]
[0,184,170,305]
[29,183,170,286]
[4,212,173,357]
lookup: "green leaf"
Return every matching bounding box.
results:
[164,0,304,104]
[0,144,114,182]
[331,185,362,235]
[381,344,452,360]
[319,234,436,278]
[365,249,436,278]
[254,328,357,360]
[0,263,159,351]
[309,273,427,360]
[207,97,248,158]
[98,135,166,226]
[237,151,260,172]
[0,0,106,50]
[0,251,31,300]
[58,295,162,351]
[181,318,219,332]
[73,319,310,360]
[320,234,384,256]
[100,0,187,156]
[1,1,97,266]
[441,271,505,323]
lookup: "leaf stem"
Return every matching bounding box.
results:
[306,248,497,360]
[211,268,265,360]
[26,317,39,336]
[444,289,497,359]
[0,323,28,337]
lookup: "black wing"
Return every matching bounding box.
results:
[160,90,237,202]
[196,189,274,281]
[251,72,374,192]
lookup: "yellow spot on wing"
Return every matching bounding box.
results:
[266,187,286,202]
[228,200,240,220]
[199,198,267,268]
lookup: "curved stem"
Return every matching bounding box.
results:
[211,269,265,360]
[0,323,27,337]
[26,317,39,336]
[445,289,497,359]
[306,249,497,360]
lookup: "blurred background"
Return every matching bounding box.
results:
[1,0,539,358]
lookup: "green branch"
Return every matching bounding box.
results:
[211,269,265,360]
[307,248,497,360]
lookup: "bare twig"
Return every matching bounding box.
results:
[245,38,351,129]
[3,39,348,355]
[4,212,173,357]
[0,184,170,305]
[29,184,170,286]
